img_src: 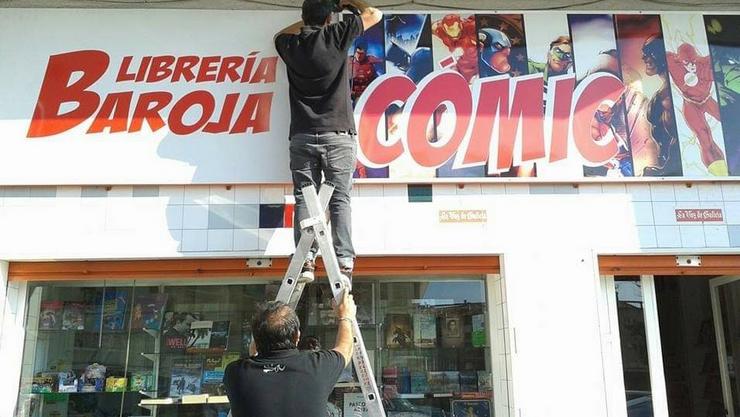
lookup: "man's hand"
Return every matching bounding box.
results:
[335,289,357,321]
[342,0,382,31]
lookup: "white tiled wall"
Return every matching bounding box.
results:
[2,181,740,260]
[488,274,513,417]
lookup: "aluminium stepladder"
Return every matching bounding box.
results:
[274,184,386,417]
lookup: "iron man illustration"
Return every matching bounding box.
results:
[432,14,478,82]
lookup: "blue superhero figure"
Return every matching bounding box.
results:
[478,28,512,78]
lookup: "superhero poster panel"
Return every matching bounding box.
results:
[429,13,486,178]
[705,15,740,176]
[522,12,580,179]
[383,14,437,179]
[661,13,729,177]
[569,14,635,178]
[346,14,388,178]
[475,13,535,178]
[615,14,683,177]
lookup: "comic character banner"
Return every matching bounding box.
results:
[1,9,739,185]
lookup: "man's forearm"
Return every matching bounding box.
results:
[274,20,303,40]
[346,0,371,12]
[332,319,354,367]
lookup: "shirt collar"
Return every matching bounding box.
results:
[258,348,300,359]
[300,25,323,34]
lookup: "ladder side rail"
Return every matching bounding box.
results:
[274,184,334,305]
[302,186,387,417]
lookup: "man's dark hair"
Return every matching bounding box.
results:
[302,0,335,26]
[251,301,301,354]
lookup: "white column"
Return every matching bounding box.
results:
[0,263,28,417]
[504,249,609,417]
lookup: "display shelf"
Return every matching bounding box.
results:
[139,395,231,408]
[32,391,130,395]
[395,391,492,399]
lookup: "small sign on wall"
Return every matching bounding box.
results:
[439,210,488,223]
[675,209,723,222]
[343,392,369,417]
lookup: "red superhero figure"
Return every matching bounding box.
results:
[432,14,478,82]
[667,43,728,175]
[349,38,383,102]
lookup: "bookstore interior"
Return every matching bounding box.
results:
[18,276,492,417]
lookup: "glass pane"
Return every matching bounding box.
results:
[615,277,654,417]
[654,276,726,417]
[16,281,142,417]
[374,278,492,417]
[718,279,740,415]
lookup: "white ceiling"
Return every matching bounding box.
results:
[1,0,739,11]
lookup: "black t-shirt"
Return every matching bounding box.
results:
[223,349,346,417]
[274,15,363,135]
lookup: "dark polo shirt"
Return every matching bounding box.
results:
[223,349,346,417]
[274,15,363,135]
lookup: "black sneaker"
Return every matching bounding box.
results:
[339,265,353,280]
[300,259,316,282]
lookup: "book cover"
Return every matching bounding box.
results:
[477,371,492,391]
[105,377,127,392]
[398,367,411,394]
[471,314,486,348]
[343,392,370,417]
[352,283,375,325]
[382,366,399,393]
[162,312,201,353]
[410,371,428,394]
[209,320,230,352]
[442,371,460,393]
[222,352,241,368]
[459,371,478,392]
[441,313,464,348]
[413,312,437,347]
[201,370,225,395]
[129,371,153,392]
[169,359,203,397]
[58,372,78,393]
[186,320,214,352]
[385,314,413,348]
[41,395,69,417]
[132,293,168,331]
[61,302,84,330]
[427,371,445,393]
[451,400,491,417]
[40,301,63,330]
[93,290,128,331]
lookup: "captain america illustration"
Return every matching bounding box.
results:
[478,27,512,77]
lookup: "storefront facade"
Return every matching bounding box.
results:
[1,3,740,417]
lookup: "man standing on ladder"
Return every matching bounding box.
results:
[273,0,383,281]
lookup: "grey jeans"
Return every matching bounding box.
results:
[289,132,357,268]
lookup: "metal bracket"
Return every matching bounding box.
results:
[676,255,701,267]
[247,258,272,268]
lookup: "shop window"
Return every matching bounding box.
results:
[16,277,493,417]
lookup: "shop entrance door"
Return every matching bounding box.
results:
[710,276,740,417]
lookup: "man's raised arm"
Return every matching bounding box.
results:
[274,20,303,43]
